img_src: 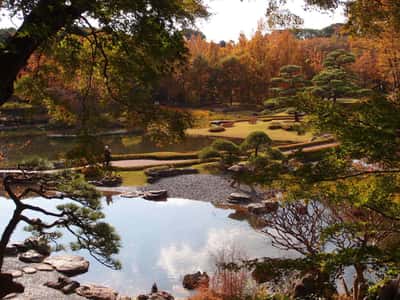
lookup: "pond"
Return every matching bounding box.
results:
[0,134,215,167]
[0,196,292,298]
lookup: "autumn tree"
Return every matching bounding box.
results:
[0,0,207,105]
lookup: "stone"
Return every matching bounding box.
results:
[19,249,45,263]
[5,245,18,256]
[44,255,89,276]
[143,190,168,201]
[35,263,54,271]
[76,284,118,300]
[62,281,81,294]
[0,273,25,299]
[137,296,149,300]
[44,276,72,290]
[182,271,210,290]
[228,192,251,204]
[117,297,132,300]
[8,270,23,278]
[22,267,37,274]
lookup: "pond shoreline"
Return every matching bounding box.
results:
[99,174,267,205]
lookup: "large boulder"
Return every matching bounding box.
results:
[0,273,25,299]
[182,271,210,290]
[76,284,118,300]
[44,255,89,276]
[247,201,279,215]
[19,249,46,263]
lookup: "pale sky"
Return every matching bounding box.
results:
[0,0,346,42]
[198,0,346,41]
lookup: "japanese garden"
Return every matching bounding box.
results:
[0,1,400,300]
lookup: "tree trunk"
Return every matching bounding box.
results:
[0,208,22,271]
[353,264,367,300]
[0,0,87,105]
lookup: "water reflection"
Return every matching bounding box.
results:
[0,196,290,298]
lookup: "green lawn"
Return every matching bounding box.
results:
[187,120,312,143]
[119,170,147,186]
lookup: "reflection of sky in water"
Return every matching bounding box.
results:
[0,196,291,298]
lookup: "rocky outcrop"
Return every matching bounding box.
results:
[76,284,118,300]
[19,249,46,263]
[0,273,24,299]
[183,271,210,290]
[145,168,199,183]
[44,255,89,276]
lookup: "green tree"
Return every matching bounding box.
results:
[310,49,369,103]
[0,172,121,297]
[240,131,272,157]
[266,65,307,121]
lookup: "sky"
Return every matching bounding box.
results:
[0,0,346,42]
[197,0,346,41]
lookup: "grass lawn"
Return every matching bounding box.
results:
[187,120,312,143]
[118,170,147,186]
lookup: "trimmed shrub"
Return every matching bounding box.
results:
[199,147,220,161]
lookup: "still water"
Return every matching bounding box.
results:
[0,196,290,298]
[1,134,215,167]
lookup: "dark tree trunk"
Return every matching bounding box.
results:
[0,0,87,105]
[0,208,22,271]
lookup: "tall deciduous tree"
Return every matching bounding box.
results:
[0,0,207,105]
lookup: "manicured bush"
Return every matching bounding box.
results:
[199,147,220,161]
[241,131,272,157]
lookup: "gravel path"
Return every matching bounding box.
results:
[142,174,266,203]
[3,257,84,300]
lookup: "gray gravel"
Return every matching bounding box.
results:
[142,174,266,204]
[3,257,85,300]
